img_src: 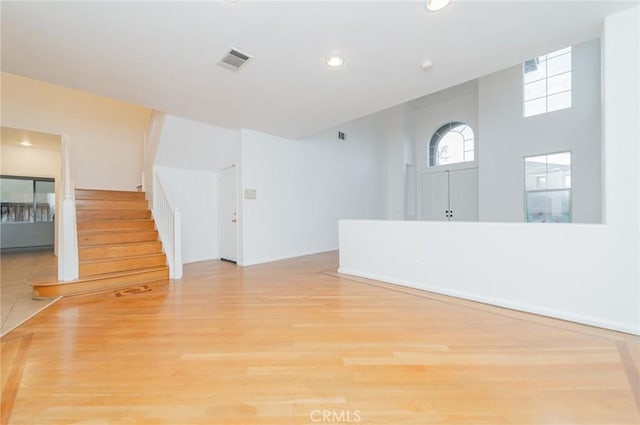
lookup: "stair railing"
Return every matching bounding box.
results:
[58,135,79,281]
[153,171,183,279]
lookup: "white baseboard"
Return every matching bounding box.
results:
[338,268,640,336]
[242,248,337,267]
[183,255,219,264]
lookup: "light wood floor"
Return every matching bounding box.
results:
[2,251,639,424]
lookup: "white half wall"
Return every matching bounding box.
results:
[339,6,640,335]
[155,166,218,264]
[240,110,389,266]
[339,220,636,334]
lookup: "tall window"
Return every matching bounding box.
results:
[429,122,475,167]
[524,152,571,223]
[523,46,572,117]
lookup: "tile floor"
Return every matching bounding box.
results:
[1,248,60,336]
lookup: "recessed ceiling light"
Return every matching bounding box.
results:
[426,0,451,11]
[20,140,32,147]
[421,59,434,71]
[326,55,344,68]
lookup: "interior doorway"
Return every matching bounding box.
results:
[218,166,238,263]
[0,127,61,335]
[0,127,61,250]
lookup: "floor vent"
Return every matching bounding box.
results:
[218,48,252,71]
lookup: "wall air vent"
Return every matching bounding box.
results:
[218,48,252,71]
[524,57,539,73]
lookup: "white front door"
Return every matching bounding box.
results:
[421,171,449,221]
[449,168,479,221]
[420,168,478,221]
[218,166,238,263]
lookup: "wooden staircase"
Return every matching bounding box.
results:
[31,189,170,298]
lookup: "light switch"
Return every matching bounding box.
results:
[244,188,257,199]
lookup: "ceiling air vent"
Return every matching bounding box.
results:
[218,48,252,71]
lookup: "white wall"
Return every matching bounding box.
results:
[385,107,404,220]
[1,73,151,191]
[155,115,238,171]
[382,105,413,220]
[403,105,417,220]
[478,38,602,223]
[155,166,218,264]
[339,6,640,335]
[602,6,640,314]
[240,110,389,266]
[152,115,240,263]
[379,104,414,223]
[142,110,165,205]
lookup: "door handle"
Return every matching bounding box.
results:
[232,219,237,223]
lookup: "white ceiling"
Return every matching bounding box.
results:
[1,1,636,139]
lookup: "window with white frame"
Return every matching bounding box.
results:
[429,122,475,167]
[524,152,571,223]
[0,176,55,223]
[523,47,572,117]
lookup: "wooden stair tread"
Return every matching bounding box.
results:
[78,229,157,235]
[77,220,153,224]
[76,188,141,194]
[31,266,170,299]
[76,207,149,209]
[78,241,163,261]
[76,200,149,210]
[32,266,169,287]
[78,230,159,246]
[76,207,149,210]
[79,240,161,249]
[76,210,151,220]
[79,253,168,277]
[78,219,154,223]
[76,210,152,217]
[77,220,155,232]
[75,189,145,201]
[79,253,166,265]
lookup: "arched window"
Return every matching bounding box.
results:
[429,122,475,167]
